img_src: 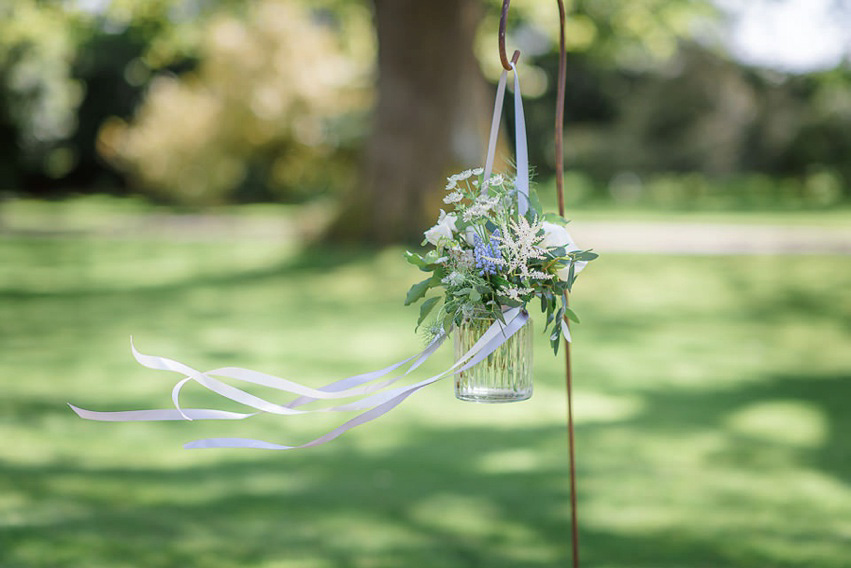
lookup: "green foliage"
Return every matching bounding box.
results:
[405,169,596,350]
[100,0,374,205]
[0,2,85,180]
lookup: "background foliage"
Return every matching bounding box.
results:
[1,0,849,207]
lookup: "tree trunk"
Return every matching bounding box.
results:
[327,0,498,244]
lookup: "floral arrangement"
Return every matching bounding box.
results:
[405,168,597,354]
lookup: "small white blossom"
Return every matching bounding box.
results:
[443,191,463,204]
[445,179,457,190]
[441,271,465,286]
[527,269,552,280]
[491,216,547,279]
[483,173,504,188]
[472,167,484,175]
[458,169,473,180]
[502,285,534,302]
[462,205,486,222]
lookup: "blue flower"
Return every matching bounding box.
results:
[473,230,502,276]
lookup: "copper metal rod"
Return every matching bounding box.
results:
[499,1,579,564]
[554,1,580,564]
[498,0,521,70]
[553,3,580,566]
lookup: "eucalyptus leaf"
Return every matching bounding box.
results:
[404,277,432,306]
[574,250,599,261]
[417,297,440,328]
[565,307,581,324]
[542,212,569,226]
[528,189,543,217]
[403,251,426,268]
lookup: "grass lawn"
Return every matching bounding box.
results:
[1,204,850,567]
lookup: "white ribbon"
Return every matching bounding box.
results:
[482,63,529,215]
[70,309,530,450]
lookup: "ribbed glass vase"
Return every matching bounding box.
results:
[454,316,533,403]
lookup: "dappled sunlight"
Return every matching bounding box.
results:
[2,229,850,566]
[726,400,828,448]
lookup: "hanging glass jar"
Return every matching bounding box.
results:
[454,315,533,403]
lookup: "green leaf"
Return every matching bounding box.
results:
[417,297,440,329]
[542,212,569,225]
[573,250,599,261]
[442,312,455,333]
[469,289,481,302]
[424,250,443,264]
[528,189,543,218]
[404,251,427,268]
[564,307,581,324]
[405,278,432,306]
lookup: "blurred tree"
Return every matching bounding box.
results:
[99,1,373,205]
[328,0,495,243]
[329,0,725,242]
[0,2,84,190]
[2,0,849,219]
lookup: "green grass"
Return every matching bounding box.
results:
[1,207,850,567]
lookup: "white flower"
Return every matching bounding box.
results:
[438,209,457,232]
[501,284,534,302]
[541,222,587,279]
[541,222,576,250]
[445,179,457,190]
[424,209,458,245]
[483,173,504,188]
[459,169,473,180]
[462,205,488,222]
[472,167,484,175]
[491,216,546,279]
[443,191,463,204]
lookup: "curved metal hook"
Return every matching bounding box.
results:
[499,0,521,70]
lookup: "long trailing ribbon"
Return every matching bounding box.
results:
[70,66,545,451]
[70,309,530,450]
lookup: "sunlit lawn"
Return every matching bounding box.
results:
[1,204,850,567]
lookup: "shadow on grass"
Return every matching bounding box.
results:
[605,372,851,479]
[0,242,379,301]
[4,365,851,568]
